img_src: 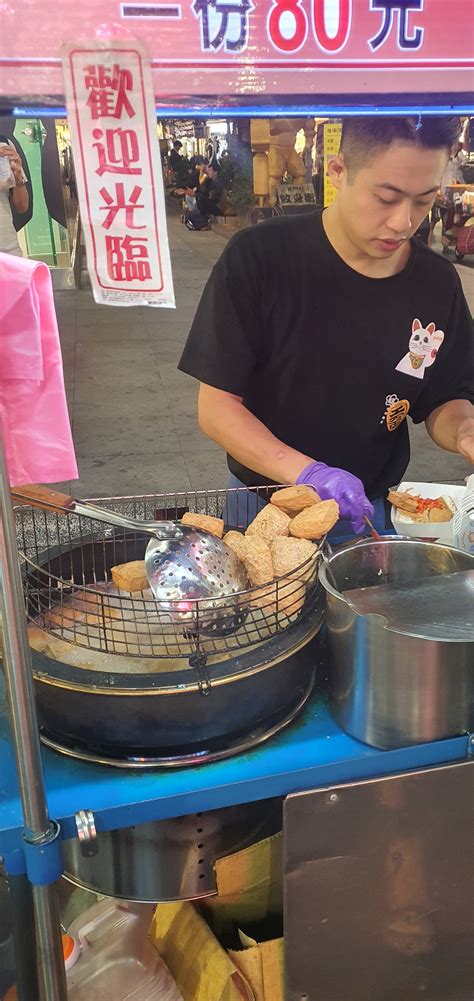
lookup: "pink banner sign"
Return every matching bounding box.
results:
[62,40,175,307]
[1,0,473,99]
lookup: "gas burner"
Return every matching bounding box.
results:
[40,681,313,768]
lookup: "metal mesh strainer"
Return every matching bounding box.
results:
[12,485,249,634]
[15,486,323,664]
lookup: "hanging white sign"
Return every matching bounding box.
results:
[62,39,175,308]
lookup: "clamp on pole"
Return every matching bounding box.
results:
[75,810,99,858]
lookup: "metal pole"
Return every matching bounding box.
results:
[0,434,68,1001]
[8,873,39,1001]
[33,883,68,1001]
[0,458,49,836]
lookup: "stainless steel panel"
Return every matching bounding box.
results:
[284,761,474,1001]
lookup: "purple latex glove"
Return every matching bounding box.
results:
[296,461,374,534]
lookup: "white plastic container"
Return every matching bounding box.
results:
[65,898,183,1001]
[453,474,474,554]
[391,480,466,542]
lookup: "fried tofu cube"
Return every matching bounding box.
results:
[289,500,339,540]
[270,485,320,515]
[245,504,290,546]
[181,512,225,538]
[111,560,148,593]
[223,530,248,560]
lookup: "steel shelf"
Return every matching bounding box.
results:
[0,678,468,858]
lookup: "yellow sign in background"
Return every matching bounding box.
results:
[323,122,342,207]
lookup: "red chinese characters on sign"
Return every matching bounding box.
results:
[99,183,145,231]
[92,127,141,177]
[63,42,174,306]
[84,63,136,119]
[87,65,150,282]
[105,235,152,282]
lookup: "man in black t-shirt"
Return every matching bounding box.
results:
[169,140,183,175]
[186,162,228,232]
[179,117,474,536]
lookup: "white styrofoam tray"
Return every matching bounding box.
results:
[391,481,467,541]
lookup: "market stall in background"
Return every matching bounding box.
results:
[0,2,473,1000]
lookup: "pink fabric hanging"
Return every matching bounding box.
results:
[0,252,78,486]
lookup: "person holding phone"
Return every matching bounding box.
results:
[0,139,30,255]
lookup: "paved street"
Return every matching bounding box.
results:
[54,214,474,499]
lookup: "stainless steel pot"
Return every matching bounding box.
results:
[62,798,282,902]
[319,538,474,749]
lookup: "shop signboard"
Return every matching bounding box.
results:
[278,183,316,206]
[323,120,342,206]
[1,1,473,101]
[277,182,316,211]
[62,40,174,307]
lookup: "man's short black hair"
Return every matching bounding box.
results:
[173,139,183,150]
[340,116,462,174]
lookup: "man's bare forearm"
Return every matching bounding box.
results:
[425,399,474,459]
[11,185,29,214]
[198,383,312,483]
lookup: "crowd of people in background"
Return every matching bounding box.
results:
[163,124,472,251]
[164,139,232,231]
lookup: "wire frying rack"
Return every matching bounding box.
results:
[16,485,323,664]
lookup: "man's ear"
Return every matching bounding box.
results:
[326,153,347,190]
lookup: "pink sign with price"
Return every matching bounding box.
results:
[1,0,473,99]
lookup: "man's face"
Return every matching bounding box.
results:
[329,142,449,258]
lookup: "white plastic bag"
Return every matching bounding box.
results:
[453,475,474,554]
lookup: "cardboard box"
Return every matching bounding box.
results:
[150,901,252,1001]
[150,832,284,1001]
[229,930,284,1001]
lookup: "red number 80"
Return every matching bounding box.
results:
[268,0,351,54]
[268,0,308,52]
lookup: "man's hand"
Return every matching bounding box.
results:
[426,400,474,464]
[455,416,474,463]
[0,145,23,184]
[297,461,374,534]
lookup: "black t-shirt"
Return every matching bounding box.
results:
[169,148,182,172]
[197,175,226,216]
[178,211,474,498]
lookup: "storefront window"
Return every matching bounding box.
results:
[12,118,71,268]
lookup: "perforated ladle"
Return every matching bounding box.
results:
[12,486,249,629]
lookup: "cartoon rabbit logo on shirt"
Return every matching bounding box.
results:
[395,318,445,379]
